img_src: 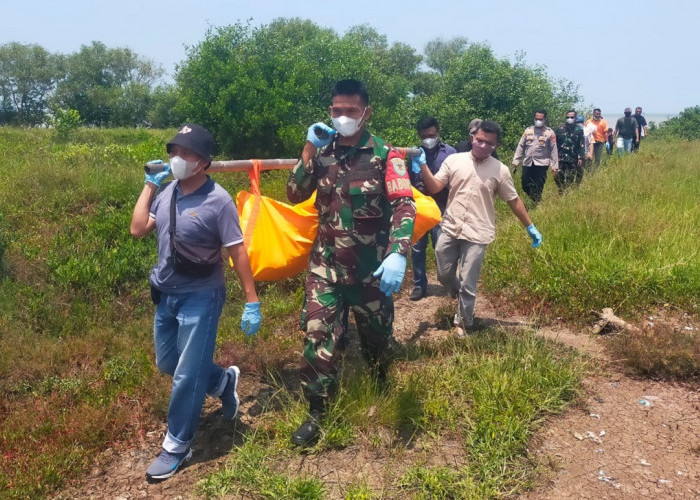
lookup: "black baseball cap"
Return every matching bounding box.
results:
[167,124,214,163]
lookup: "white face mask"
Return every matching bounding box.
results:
[421,137,438,150]
[331,108,367,137]
[170,155,200,180]
[566,117,575,124]
[534,119,544,128]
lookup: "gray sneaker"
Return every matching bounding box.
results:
[145,448,192,480]
[220,365,240,420]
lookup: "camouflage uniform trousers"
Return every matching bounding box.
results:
[554,161,583,193]
[300,273,394,400]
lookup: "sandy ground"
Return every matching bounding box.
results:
[55,276,700,499]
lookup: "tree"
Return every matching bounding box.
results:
[175,19,421,158]
[147,84,186,128]
[0,42,62,125]
[424,37,469,76]
[657,106,700,140]
[412,42,581,150]
[52,41,162,127]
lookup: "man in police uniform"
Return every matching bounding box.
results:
[554,110,586,193]
[287,79,416,446]
[512,110,559,204]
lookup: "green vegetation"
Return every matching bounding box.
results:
[1,18,579,150]
[483,138,700,322]
[202,331,584,499]
[654,106,700,140]
[1,126,698,498]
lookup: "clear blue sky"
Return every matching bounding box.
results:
[4,0,698,117]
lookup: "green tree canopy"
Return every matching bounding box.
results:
[175,18,421,158]
[0,42,62,125]
[51,41,162,126]
[412,45,581,150]
[657,106,700,140]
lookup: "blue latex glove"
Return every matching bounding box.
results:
[241,302,261,336]
[372,253,407,296]
[526,224,543,248]
[306,122,336,148]
[410,147,426,174]
[144,160,171,187]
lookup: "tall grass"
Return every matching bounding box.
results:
[1,127,695,498]
[484,139,700,321]
[0,126,289,497]
[203,331,586,498]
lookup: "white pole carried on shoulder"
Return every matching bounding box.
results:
[144,148,421,174]
[208,147,422,173]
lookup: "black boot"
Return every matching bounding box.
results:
[291,397,325,447]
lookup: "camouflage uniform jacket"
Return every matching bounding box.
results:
[554,124,585,165]
[287,131,416,286]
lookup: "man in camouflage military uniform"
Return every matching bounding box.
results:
[554,110,586,193]
[287,79,416,446]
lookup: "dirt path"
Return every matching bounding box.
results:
[56,278,700,499]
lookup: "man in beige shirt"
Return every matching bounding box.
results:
[412,120,542,336]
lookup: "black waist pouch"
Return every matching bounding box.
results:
[171,239,221,278]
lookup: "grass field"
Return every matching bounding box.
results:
[0,127,697,498]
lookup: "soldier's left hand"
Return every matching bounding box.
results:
[372,253,407,296]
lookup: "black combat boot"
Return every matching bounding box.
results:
[291,397,325,446]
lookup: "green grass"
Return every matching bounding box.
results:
[1,127,697,498]
[483,139,700,321]
[204,330,585,498]
[0,126,296,497]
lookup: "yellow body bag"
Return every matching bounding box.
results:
[236,161,441,281]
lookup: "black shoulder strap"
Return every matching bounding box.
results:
[169,182,178,254]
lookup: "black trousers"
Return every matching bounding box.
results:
[521,165,549,203]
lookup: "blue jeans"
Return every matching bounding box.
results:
[617,138,633,156]
[154,285,228,453]
[411,225,441,289]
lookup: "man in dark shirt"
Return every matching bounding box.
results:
[632,107,648,152]
[408,117,456,300]
[613,108,639,157]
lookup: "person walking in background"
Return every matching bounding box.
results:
[606,127,614,156]
[413,120,542,337]
[287,79,416,446]
[613,108,639,156]
[632,106,648,151]
[585,108,608,168]
[408,117,456,301]
[454,118,499,158]
[577,114,595,169]
[130,124,262,481]
[512,110,559,204]
[554,110,585,193]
